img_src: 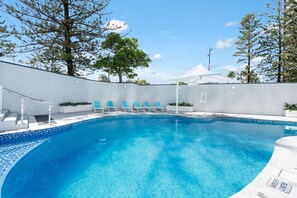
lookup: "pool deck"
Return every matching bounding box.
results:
[1,111,297,197]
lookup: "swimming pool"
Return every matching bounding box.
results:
[1,115,297,197]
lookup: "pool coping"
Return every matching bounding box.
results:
[231,136,297,198]
[1,111,297,197]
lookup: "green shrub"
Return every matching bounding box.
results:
[284,103,297,111]
[59,102,91,106]
[168,102,193,107]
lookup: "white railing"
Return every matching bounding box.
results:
[3,87,53,124]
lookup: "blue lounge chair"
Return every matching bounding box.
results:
[93,100,104,112]
[121,101,133,111]
[106,100,117,111]
[155,101,167,111]
[133,101,145,111]
[144,101,156,112]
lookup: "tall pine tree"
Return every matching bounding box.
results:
[283,0,297,82]
[237,66,260,83]
[234,13,261,83]
[4,0,112,76]
[257,0,284,82]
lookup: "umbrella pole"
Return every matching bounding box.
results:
[175,82,179,114]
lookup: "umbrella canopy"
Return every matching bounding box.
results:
[171,64,235,114]
[173,64,234,85]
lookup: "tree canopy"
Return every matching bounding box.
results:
[257,0,284,82]
[237,65,260,83]
[283,0,297,82]
[234,13,261,83]
[94,32,151,83]
[0,0,15,57]
[4,0,111,76]
[0,20,14,57]
[134,78,150,85]
[227,71,236,79]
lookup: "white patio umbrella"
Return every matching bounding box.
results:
[171,64,235,113]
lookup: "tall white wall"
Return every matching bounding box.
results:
[187,83,297,115]
[0,61,140,115]
[0,61,297,116]
[0,85,2,111]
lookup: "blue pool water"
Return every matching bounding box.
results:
[2,116,297,197]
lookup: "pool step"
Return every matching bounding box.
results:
[0,109,10,121]
[0,111,29,132]
[16,114,29,129]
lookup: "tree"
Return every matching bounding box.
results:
[178,81,188,85]
[27,46,65,73]
[227,71,236,79]
[237,66,260,83]
[0,21,15,57]
[234,13,261,83]
[0,0,15,57]
[283,0,297,82]
[4,0,111,76]
[94,32,151,83]
[98,74,109,82]
[134,78,150,85]
[257,0,284,82]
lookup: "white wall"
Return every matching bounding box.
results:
[188,83,297,115]
[0,85,2,111]
[0,61,297,116]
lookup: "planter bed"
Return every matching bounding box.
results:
[284,110,297,118]
[59,104,92,113]
[166,105,194,112]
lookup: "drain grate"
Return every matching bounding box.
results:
[267,177,293,194]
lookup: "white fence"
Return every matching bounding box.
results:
[0,61,297,116]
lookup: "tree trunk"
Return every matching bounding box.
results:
[118,65,122,83]
[63,0,74,76]
[277,0,282,83]
[247,24,251,83]
[247,52,251,83]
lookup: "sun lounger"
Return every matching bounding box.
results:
[155,101,167,111]
[106,100,117,111]
[133,101,145,111]
[93,100,104,112]
[144,101,156,112]
[121,101,133,111]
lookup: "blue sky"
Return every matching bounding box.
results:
[1,0,270,83]
[104,0,269,83]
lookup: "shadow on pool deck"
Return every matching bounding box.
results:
[34,115,57,125]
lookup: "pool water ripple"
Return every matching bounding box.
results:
[1,115,297,197]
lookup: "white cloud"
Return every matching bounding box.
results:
[215,38,235,49]
[239,64,246,69]
[225,21,237,27]
[251,57,264,65]
[134,68,177,84]
[106,19,128,33]
[85,67,178,84]
[237,57,265,70]
[223,65,237,72]
[151,54,162,61]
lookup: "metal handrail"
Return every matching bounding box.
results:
[3,87,53,124]
[4,87,42,102]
